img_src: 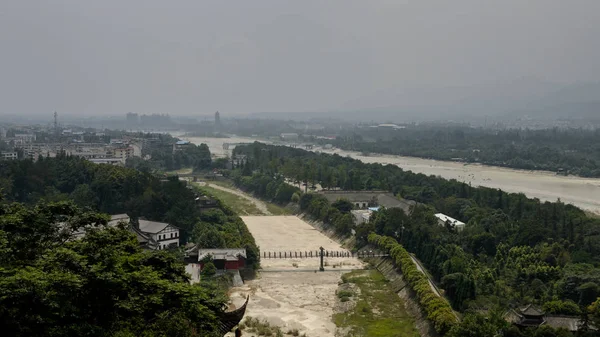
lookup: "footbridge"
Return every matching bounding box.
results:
[262,247,388,272]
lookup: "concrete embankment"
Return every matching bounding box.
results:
[369,256,439,337]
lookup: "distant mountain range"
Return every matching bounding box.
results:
[249,80,600,124]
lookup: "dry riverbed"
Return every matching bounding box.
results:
[228,216,365,337]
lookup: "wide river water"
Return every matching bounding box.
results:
[179,135,600,214]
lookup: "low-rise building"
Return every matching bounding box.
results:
[173,140,190,152]
[88,158,123,165]
[0,152,18,160]
[138,220,180,250]
[112,147,134,163]
[434,213,465,231]
[280,133,299,141]
[504,304,589,332]
[319,190,416,213]
[351,209,373,225]
[14,133,36,144]
[198,248,247,270]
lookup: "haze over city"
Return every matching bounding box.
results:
[2,0,600,120]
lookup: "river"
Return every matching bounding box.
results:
[181,135,600,214]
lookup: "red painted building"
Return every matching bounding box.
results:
[198,249,247,270]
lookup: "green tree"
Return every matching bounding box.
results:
[446,313,500,337]
[590,298,600,331]
[0,200,226,337]
[70,183,98,208]
[332,198,354,213]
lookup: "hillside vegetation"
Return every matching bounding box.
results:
[233,142,600,337]
[331,126,600,177]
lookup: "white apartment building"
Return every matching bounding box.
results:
[0,152,18,160]
[113,147,134,163]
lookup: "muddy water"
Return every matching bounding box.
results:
[181,135,600,213]
[228,216,364,337]
[319,148,600,214]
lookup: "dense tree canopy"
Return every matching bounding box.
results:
[0,155,260,268]
[0,200,227,337]
[329,126,600,177]
[232,142,600,336]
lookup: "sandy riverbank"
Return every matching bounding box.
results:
[182,136,600,213]
[319,148,600,214]
[228,216,364,337]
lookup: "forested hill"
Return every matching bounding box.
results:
[329,126,600,177]
[0,155,260,336]
[233,142,600,336]
[0,201,229,336]
[0,154,259,267]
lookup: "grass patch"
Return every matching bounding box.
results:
[266,202,292,215]
[198,185,263,215]
[333,270,419,337]
[166,167,193,175]
[206,179,236,188]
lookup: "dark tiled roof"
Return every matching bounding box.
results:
[545,316,584,332]
[318,190,416,212]
[138,220,170,234]
[521,304,545,316]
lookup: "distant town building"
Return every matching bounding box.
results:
[173,140,190,152]
[0,152,18,160]
[126,112,139,128]
[215,111,221,130]
[434,213,465,231]
[280,133,299,141]
[112,147,134,163]
[88,158,123,165]
[370,123,406,130]
[14,133,36,145]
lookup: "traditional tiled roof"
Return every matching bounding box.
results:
[198,249,247,262]
[545,316,584,332]
[521,304,545,316]
[130,225,158,250]
[138,220,170,234]
[318,190,416,212]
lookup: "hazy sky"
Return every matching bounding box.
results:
[1,0,599,116]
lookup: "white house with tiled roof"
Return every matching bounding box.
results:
[138,220,180,250]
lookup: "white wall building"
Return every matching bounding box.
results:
[435,213,466,232]
[113,147,134,163]
[1,152,18,160]
[14,133,36,145]
[280,133,299,141]
[138,220,180,250]
[351,209,373,225]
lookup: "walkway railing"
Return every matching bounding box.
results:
[262,250,388,259]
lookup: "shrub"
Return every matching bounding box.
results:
[368,233,457,335]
